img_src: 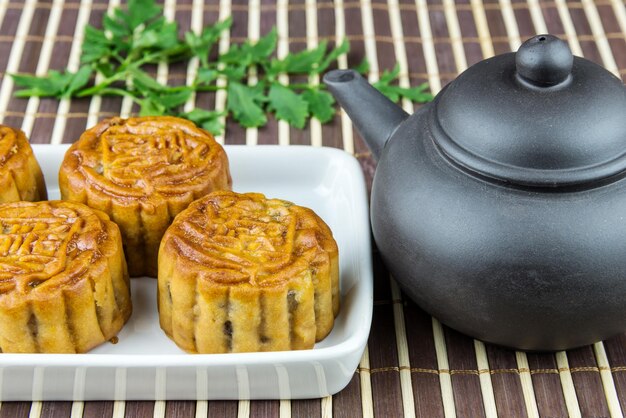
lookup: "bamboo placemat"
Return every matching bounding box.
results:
[0,0,625,417]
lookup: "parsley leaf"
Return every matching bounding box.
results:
[221,28,277,69]
[81,26,113,64]
[138,88,192,116]
[302,89,335,123]
[125,0,162,32]
[185,18,232,68]
[373,64,433,103]
[227,82,267,128]
[268,83,309,128]
[65,66,93,97]
[153,88,193,109]
[270,41,327,75]
[182,108,224,135]
[389,82,434,103]
[13,66,92,98]
[317,39,350,73]
[354,58,370,75]
[196,68,219,85]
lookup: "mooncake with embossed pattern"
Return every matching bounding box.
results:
[158,191,339,354]
[0,125,46,203]
[59,116,232,277]
[0,200,131,353]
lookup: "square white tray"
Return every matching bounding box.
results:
[0,145,372,401]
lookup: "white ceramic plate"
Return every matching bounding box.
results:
[0,145,372,400]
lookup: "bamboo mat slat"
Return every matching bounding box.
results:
[0,1,624,417]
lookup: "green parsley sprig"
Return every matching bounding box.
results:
[11,0,433,135]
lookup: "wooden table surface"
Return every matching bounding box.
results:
[0,0,625,417]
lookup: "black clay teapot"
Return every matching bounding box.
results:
[324,35,626,351]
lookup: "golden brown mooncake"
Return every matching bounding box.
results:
[158,191,340,354]
[59,116,232,277]
[0,125,47,203]
[0,200,131,353]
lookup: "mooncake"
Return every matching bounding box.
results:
[0,125,46,203]
[0,200,131,353]
[59,116,232,277]
[158,191,339,354]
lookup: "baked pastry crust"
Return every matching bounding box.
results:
[158,191,339,354]
[0,125,47,203]
[59,116,232,277]
[0,200,131,353]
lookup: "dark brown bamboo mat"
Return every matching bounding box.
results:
[0,0,625,417]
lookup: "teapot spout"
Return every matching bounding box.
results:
[324,69,408,160]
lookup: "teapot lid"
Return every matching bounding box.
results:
[432,34,626,187]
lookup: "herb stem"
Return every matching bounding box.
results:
[77,72,129,97]
[93,87,140,101]
[194,85,222,92]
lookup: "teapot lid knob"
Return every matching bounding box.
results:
[516,34,573,87]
